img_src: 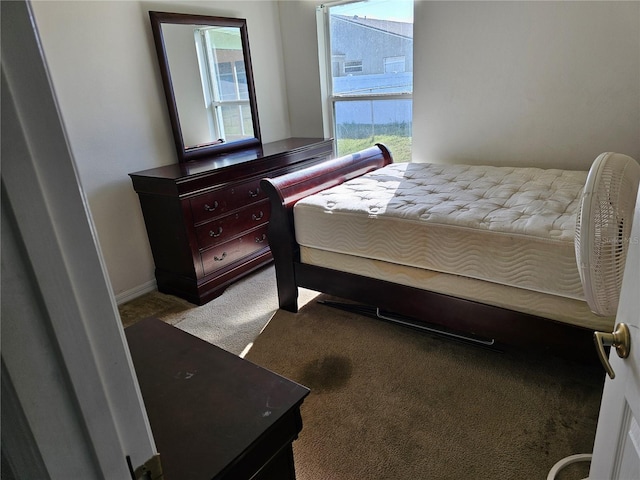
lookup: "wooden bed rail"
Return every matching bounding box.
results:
[260,143,392,311]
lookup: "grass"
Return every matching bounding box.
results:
[337,135,412,163]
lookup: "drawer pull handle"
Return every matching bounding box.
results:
[248,188,259,198]
[252,211,264,221]
[255,234,267,243]
[204,201,218,212]
[214,252,227,262]
[209,227,223,238]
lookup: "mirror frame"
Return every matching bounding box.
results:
[149,11,262,163]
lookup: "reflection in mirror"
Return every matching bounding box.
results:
[150,12,261,162]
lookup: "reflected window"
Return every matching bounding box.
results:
[195,27,253,142]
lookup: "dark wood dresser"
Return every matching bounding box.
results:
[126,318,310,480]
[130,137,333,304]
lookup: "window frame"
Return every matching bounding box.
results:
[316,0,413,154]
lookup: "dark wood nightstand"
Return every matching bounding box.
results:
[125,318,310,480]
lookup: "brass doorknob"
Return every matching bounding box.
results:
[594,323,630,379]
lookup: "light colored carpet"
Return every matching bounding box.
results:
[119,265,318,356]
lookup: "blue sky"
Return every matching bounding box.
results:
[331,0,414,23]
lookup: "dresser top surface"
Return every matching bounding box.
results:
[130,137,332,182]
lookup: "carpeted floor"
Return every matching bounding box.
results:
[118,265,318,355]
[119,267,604,479]
[245,296,604,480]
[119,290,194,328]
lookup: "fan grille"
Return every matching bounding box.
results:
[575,152,640,316]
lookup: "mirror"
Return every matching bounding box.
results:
[149,11,261,162]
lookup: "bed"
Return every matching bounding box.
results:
[260,144,639,362]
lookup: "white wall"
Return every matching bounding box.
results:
[412,1,640,170]
[30,0,294,301]
[278,1,325,137]
[29,0,640,300]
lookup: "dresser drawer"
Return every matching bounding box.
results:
[190,177,267,224]
[201,224,270,276]
[195,200,271,250]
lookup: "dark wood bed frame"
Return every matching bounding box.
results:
[260,144,599,364]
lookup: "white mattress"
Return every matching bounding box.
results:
[294,162,588,300]
[299,247,614,331]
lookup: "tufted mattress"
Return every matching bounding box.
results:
[293,162,588,301]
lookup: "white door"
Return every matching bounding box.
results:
[589,191,640,479]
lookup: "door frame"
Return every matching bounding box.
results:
[1,1,156,477]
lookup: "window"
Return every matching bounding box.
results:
[317,0,413,161]
[344,60,364,74]
[384,56,406,73]
[196,27,253,142]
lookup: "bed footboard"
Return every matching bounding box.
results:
[260,143,393,311]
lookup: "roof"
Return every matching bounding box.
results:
[332,14,413,39]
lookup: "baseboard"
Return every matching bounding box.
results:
[115,279,157,305]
